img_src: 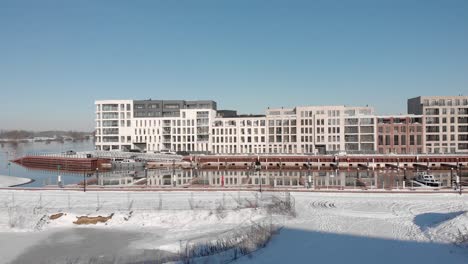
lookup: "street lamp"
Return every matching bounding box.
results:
[145,167,148,187]
[403,167,407,189]
[96,167,99,186]
[83,171,86,192]
[255,159,262,192]
[451,168,454,188]
[8,162,11,176]
[57,165,61,186]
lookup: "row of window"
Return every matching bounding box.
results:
[426,135,468,142]
[422,98,468,107]
[377,135,423,146]
[97,104,131,112]
[378,147,423,154]
[426,117,468,124]
[377,125,423,133]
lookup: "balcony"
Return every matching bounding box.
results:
[459,126,468,133]
[102,128,119,135]
[425,108,439,115]
[197,135,209,142]
[197,127,209,135]
[344,119,359,125]
[102,104,118,111]
[458,108,468,115]
[345,135,359,142]
[197,119,209,126]
[426,126,440,133]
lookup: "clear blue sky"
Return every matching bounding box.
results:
[1,0,467,131]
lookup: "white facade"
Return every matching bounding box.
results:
[95,100,375,154]
[408,96,468,153]
[133,109,216,153]
[95,100,134,151]
[212,116,268,154]
[294,105,375,154]
[95,100,215,153]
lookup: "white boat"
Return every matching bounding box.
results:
[159,149,177,155]
[415,172,441,187]
[111,158,146,169]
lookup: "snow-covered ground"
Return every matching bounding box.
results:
[238,192,468,264]
[0,190,467,263]
[0,190,278,263]
[0,175,32,188]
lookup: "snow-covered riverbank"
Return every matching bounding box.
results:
[238,192,468,264]
[0,190,467,263]
[0,175,32,188]
[0,190,282,263]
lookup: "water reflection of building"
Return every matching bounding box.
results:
[95,169,453,189]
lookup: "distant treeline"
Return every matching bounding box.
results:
[0,130,93,140]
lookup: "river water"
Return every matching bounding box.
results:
[0,141,463,189]
[0,140,94,187]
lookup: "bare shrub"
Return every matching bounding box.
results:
[267,194,296,217]
[244,198,258,209]
[455,228,468,246]
[215,202,227,219]
[181,219,277,262]
[8,206,27,228]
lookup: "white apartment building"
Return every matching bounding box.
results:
[211,113,268,154]
[408,95,468,153]
[95,100,216,153]
[294,105,375,154]
[95,99,376,154]
[210,105,375,154]
[95,100,134,151]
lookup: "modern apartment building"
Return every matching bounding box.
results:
[212,112,268,154]
[95,99,375,154]
[408,96,468,153]
[211,105,376,154]
[95,99,217,152]
[95,95,466,154]
[376,115,424,154]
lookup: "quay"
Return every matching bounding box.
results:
[185,154,468,170]
[11,152,468,172]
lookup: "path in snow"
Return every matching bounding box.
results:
[237,192,468,264]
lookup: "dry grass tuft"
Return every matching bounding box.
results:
[73,213,114,225]
[49,213,65,220]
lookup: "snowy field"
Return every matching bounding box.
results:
[0,175,32,188]
[238,192,468,264]
[0,190,467,263]
[0,190,286,263]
